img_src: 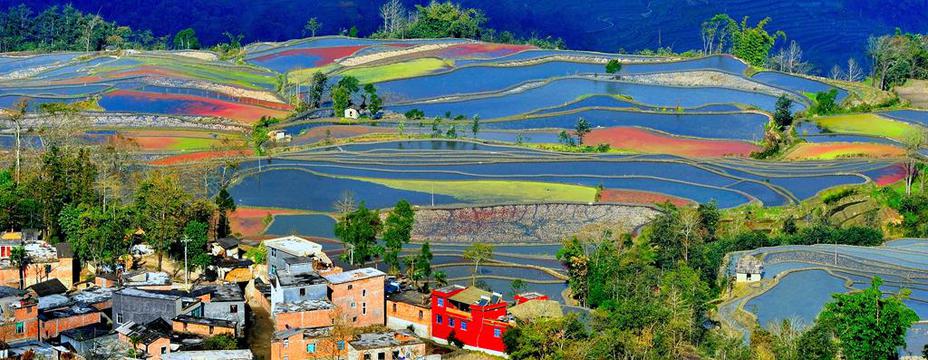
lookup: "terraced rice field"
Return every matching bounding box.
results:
[721,239,928,354]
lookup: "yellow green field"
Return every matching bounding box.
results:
[337,58,452,83]
[355,177,597,203]
[813,113,924,141]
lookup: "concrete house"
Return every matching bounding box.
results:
[264,236,335,277]
[386,289,431,338]
[269,271,328,313]
[736,255,763,283]
[347,330,426,360]
[193,284,246,335]
[211,238,242,259]
[112,288,200,327]
[116,318,173,360]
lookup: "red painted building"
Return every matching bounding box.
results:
[430,285,508,356]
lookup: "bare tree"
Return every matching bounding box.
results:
[903,131,926,196]
[333,190,356,214]
[700,14,735,55]
[678,207,701,264]
[829,64,844,80]
[867,35,893,90]
[379,0,407,35]
[82,14,102,52]
[4,99,28,183]
[770,40,812,74]
[846,58,864,82]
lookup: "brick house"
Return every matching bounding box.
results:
[347,330,426,360]
[0,241,77,290]
[38,304,103,340]
[430,285,508,356]
[116,318,173,360]
[0,287,38,343]
[323,268,385,327]
[172,315,237,338]
[193,284,246,335]
[271,326,350,360]
[272,299,335,331]
[386,289,431,338]
[269,271,329,313]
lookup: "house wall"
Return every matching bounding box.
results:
[270,283,327,313]
[40,311,102,339]
[273,308,334,331]
[120,333,171,360]
[430,291,508,354]
[270,332,348,360]
[172,320,236,337]
[202,300,246,333]
[0,302,39,342]
[347,342,427,360]
[112,293,180,326]
[327,276,385,327]
[386,300,430,338]
[0,259,74,289]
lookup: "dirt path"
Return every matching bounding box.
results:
[246,282,273,360]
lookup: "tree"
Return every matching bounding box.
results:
[172,28,200,50]
[382,200,415,274]
[250,116,279,155]
[304,18,322,37]
[364,83,382,116]
[202,334,238,350]
[379,0,407,36]
[333,191,356,215]
[407,1,487,39]
[404,109,425,121]
[463,242,493,285]
[731,17,784,67]
[773,95,794,129]
[769,40,811,74]
[556,237,589,305]
[60,203,133,266]
[829,64,844,80]
[5,99,27,183]
[214,186,236,239]
[574,117,592,145]
[701,14,737,55]
[795,322,838,360]
[810,89,839,115]
[331,85,351,118]
[334,202,383,266]
[697,200,720,242]
[183,220,211,271]
[605,59,622,76]
[845,58,864,82]
[348,26,359,38]
[678,207,702,264]
[819,277,918,360]
[509,279,526,298]
[414,242,433,290]
[902,131,926,196]
[9,245,28,289]
[134,171,191,271]
[471,115,480,138]
[433,270,448,287]
[558,130,575,147]
[308,72,328,109]
[244,243,267,264]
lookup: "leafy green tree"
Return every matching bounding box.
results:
[250,116,279,155]
[334,202,383,266]
[605,59,622,75]
[183,220,212,270]
[433,270,448,287]
[446,125,457,138]
[796,322,838,360]
[574,117,592,145]
[819,277,918,360]
[503,314,589,359]
[304,18,322,37]
[407,1,487,39]
[244,243,267,264]
[60,203,133,266]
[701,14,737,54]
[810,89,840,115]
[463,242,493,285]
[731,17,784,67]
[773,95,794,129]
[308,72,328,108]
[556,236,589,305]
[172,28,200,49]
[134,172,191,271]
[697,200,720,241]
[414,242,433,290]
[332,85,351,117]
[348,26,359,38]
[471,115,480,138]
[37,146,99,242]
[404,109,425,120]
[202,334,238,350]
[382,200,415,274]
[9,245,28,289]
[509,279,526,298]
[364,83,382,116]
[214,186,236,239]
[557,130,575,146]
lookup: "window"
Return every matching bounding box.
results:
[183,322,188,331]
[362,289,366,297]
[362,303,367,315]
[494,328,502,338]
[363,355,371,360]
[392,303,397,313]
[348,285,353,290]
[436,315,442,324]
[283,339,289,348]
[351,302,356,308]
[449,318,455,327]
[418,310,423,320]
[437,298,444,307]
[306,343,316,353]
[283,356,288,360]
[352,316,357,323]
[461,321,467,331]
[336,340,345,350]
[230,304,238,313]
[15,322,23,334]
[116,313,123,324]
[161,347,167,355]
[209,326,214,335]
[271,248,277,257]
[378,353,386,360]
[392,351,400,360]
[300,288,306,297]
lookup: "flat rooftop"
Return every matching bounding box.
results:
[273,299,334,314]
[275,271,327,287]
[162,350,253,360]
[323,267,385,285]
[350,330,423,350]
[264,236,322,257]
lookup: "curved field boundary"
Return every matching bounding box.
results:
[432,261,568,281]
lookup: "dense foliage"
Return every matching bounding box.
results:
[868,31,928,90]
[0,4,165,52]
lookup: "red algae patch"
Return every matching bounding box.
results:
[585,127,759,157]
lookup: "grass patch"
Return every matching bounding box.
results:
[356,177,597,203]
[338,58,452,83]
[813,113,923,141]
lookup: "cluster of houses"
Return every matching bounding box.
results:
[0,231,567,359]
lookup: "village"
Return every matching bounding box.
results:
[0,231,566,360]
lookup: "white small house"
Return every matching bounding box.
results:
[735,255,763,283]
[344,108,359,119]
[267,130,291,143]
